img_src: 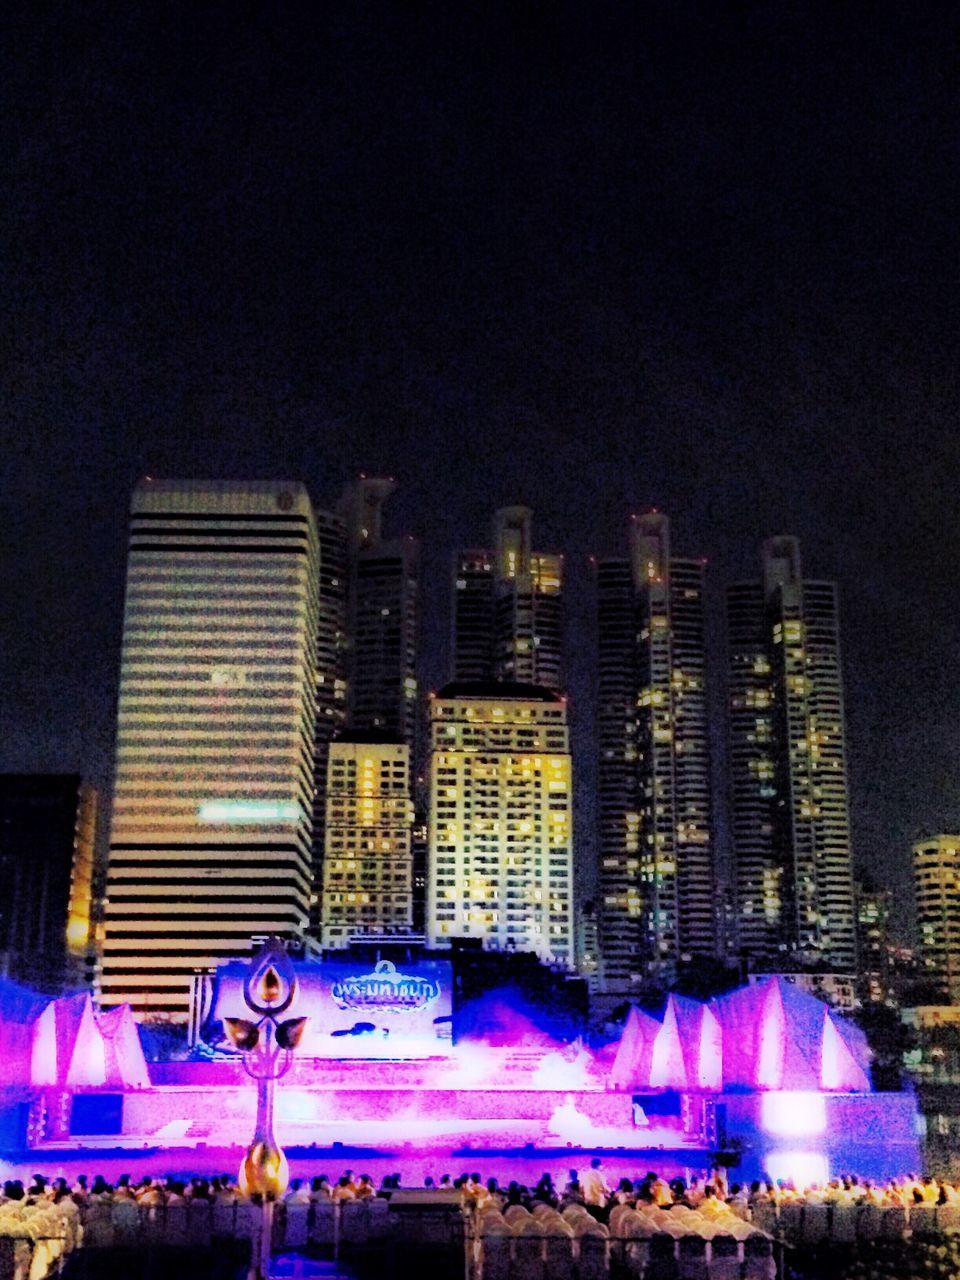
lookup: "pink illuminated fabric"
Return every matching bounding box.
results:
[649,998,688,1089]
[696,1004,723,1090]
[97,1004,151,1089]
[609,1006,660,1090]
[711,977,869,1092]
[821,1011,870,1091]
[28,994,148,1089]
[66,996,107,1087]
[29,1002,60,1086]
[757,980,786,1089]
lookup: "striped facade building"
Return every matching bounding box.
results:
[99,480,319,1022]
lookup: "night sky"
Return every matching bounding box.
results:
[3,1,959,937]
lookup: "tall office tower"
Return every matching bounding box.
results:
[320,734,414,948]
[452,507,564,691]
[310,508,349,936]
[0,775,98,993]
[494,507,564,690]
[913,836,960,1003]
[426,681,574,965]
[596,513,715,994]
[452,549,496,681]
[855,877,893,1004]
[727,537,857,972]
[338,478,420,750]
[100,480,319,1023]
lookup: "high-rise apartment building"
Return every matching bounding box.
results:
[452,550,496,682]
[100,480,319,1022]
[452,508,564,691]
[596,513,715,993]
[338,478,420,751]
[727,537,857,972]
[321,733,414,949]
[0,775,98,993]
[337,477,422,936]
[426,681,573,965]
[310,508,349,936]
[913,835,960,1003]
[855,877,894,1004]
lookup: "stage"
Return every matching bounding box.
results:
[0,964,924,1184]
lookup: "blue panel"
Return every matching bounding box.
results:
[70,1093,123,1135]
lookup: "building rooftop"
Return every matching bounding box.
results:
[435,680,564,704]
[332,729,407,746]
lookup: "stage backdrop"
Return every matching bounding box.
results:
[205,958,453,1059]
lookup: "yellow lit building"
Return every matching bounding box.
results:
[321,734,414,947]
[66,780,98,982]
[426,682,573,966]
[914,835,960,1003]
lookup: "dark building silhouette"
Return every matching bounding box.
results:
[452,507,564,691]
[0,775,97,993]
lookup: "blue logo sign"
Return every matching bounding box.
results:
[330,961,441,1014]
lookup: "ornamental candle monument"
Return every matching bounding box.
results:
[222,939,307,1279]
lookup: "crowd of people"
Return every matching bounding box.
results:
[2,1162,956,1217]
[1,1173,243,1209]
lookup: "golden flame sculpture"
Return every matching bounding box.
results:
[222,939,306,1274]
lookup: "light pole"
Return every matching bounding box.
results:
[222,938,307,1280]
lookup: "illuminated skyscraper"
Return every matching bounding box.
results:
[452,507,564,691]
[597,513,715,994]
[855,877,893,1004]
[100,480,319,1022]
[426,681,573,965]
[338,478,420,750]
[913,835,960,1003]
[310,508,349,936]
[0,775,98,993]
[727,537,856,972]
[320,733,414,948]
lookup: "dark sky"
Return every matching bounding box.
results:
[3,0,959,937]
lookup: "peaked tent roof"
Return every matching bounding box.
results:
[98,1004,151,1089]
[610,1006,661,1090]
[711,977,872,1092]
[28,993,150,1089]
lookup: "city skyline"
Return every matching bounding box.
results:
[3,467,870,999]
[4,3,959,946]
[4,469,943,946]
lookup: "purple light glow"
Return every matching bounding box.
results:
[761,1091,827,1137]
[765,1150,830,1187]
[0,974,922,1187]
